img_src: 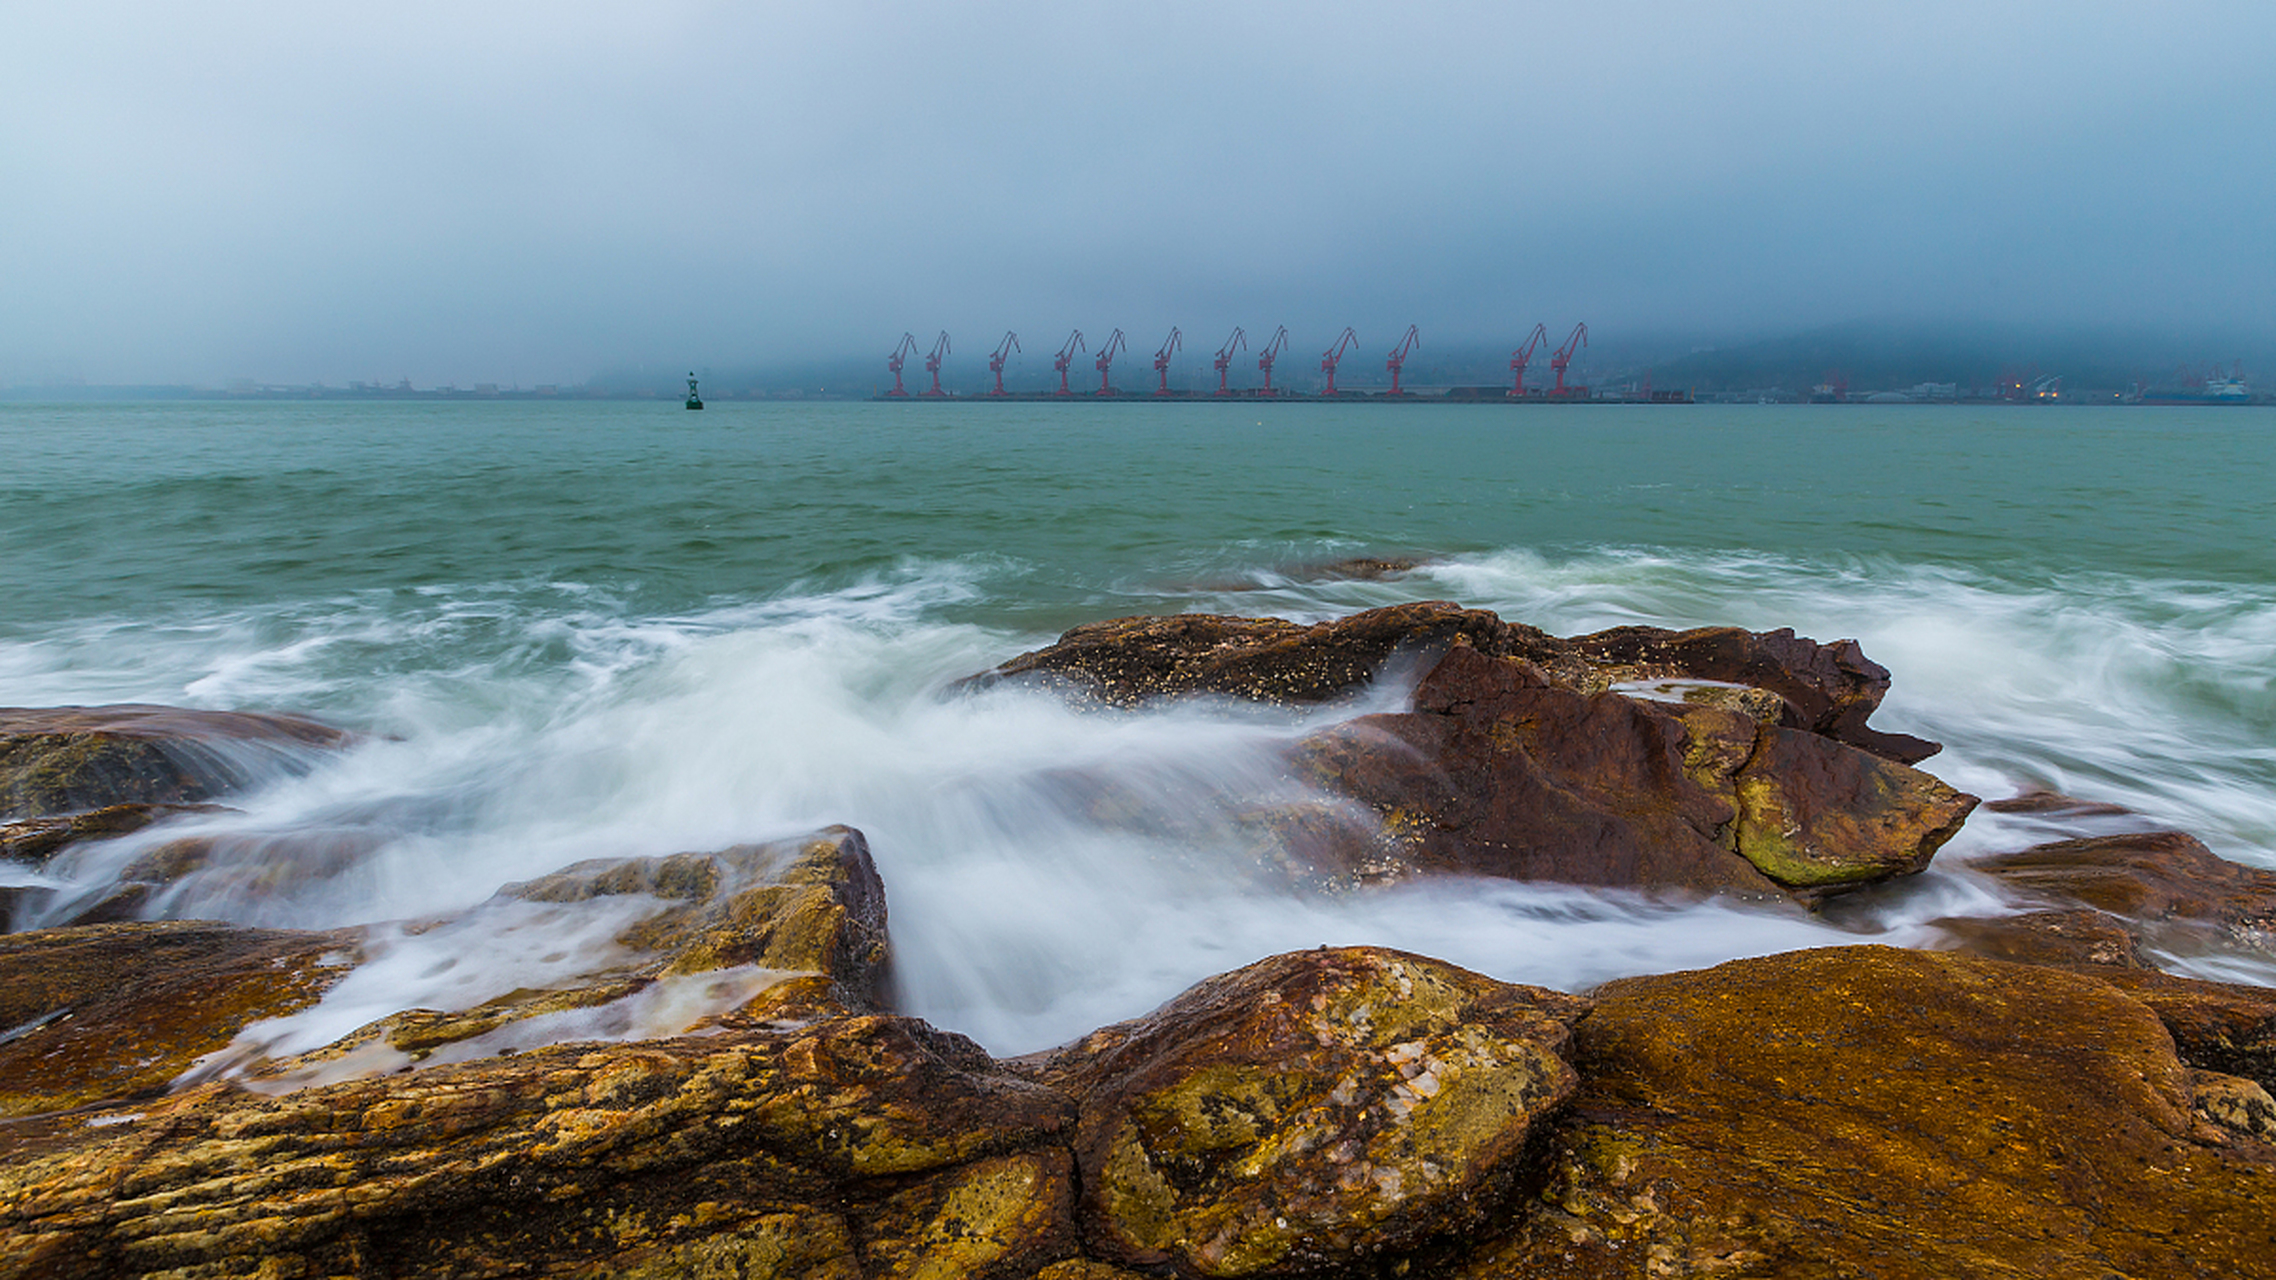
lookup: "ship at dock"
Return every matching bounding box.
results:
[2135,368,2253,405]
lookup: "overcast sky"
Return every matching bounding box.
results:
[4,1,2272,385]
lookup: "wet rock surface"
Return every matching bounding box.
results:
[0,827,892,1123]
[1450,946,2276,1280]
[1022,946,1587,1278]
[0,920,360,1119]
[1928,906,2149,969]
[0,705,349,821]
[968,601,1938,764]
[1971,829,2276,952]
[967,604,1974,903]
[0,803,227,872]
[1290,643,1973,900]
[0,1015,1080,1280]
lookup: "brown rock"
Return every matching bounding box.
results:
[2190,1069,2276,1145]
[960,601,1939,760]
[962,602,1937,763]
[0,802,225,871]
[1024,946,1587,1278]
[1929,907,2147,969]
[963,600,1529,709]
[0,920,359,1118]
[1727,723,1975,890]
[1451,946,2276,1279]
[1982,788,2132,816]
[2082,967,2276,1095]
[1292,644,1974,900]
[272,826,897,1080]
[1971,830,2276,949]
[0,1015,1078,1280]
[0,827,895,1117]
[0,704,350,820]
[500,824,891,1007]
[1567,624,1940,763]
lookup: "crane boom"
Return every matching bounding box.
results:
[1213,326,1247,396]
[988,331,1020,396]
[1095,328,1128,395]
[1550,322,1588,396]
[1257,325,1290,396]
[1053,330,1086,396]
[1509,323,1549,397]
[1319,327,1358,396]
[922,331,951,398]
[1153,326,1183,396]
[885,332,918,398]
[1386,325,1420,396]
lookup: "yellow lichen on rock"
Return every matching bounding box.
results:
[1028,946,1587,1278]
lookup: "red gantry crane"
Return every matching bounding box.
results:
[1152,326,1182,396]
[1053,330,1086,396]
[1256,325,1290,396]
[1386,325,1420,396]
[1095,328,1127,395]
[921,331,950,397]
[885,332,918,398]
[1212,326,1247,396]
[1509,323,1549,397]
[1319,327,1358,396]
[987,332,1019,396]
[1550,322,1588,397]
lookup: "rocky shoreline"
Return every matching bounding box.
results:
[3,602,2273,1278]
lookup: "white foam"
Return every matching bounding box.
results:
[10,549,2274,1058]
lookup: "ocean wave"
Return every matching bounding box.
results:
[8,544,2275,1052]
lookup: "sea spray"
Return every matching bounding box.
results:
[5,398,2273,1055]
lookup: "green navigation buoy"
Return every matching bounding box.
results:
[685,372,704,410]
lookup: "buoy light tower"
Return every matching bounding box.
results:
[684,372,702,410]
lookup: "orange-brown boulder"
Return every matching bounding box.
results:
[1022,946,1588,1278]
[1450,946,2276,1279]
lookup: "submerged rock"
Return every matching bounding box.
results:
[0,802,226,872]
[1451,946,2276,1279]
[0,920,360,1118]
[1928,906,2149,969]
[0,705,350,821]
[1970,830,2276,953]
[1022,946,1588,1278]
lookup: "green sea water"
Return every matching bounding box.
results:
[7,399,2270,623]
[4,398,2273,1050]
